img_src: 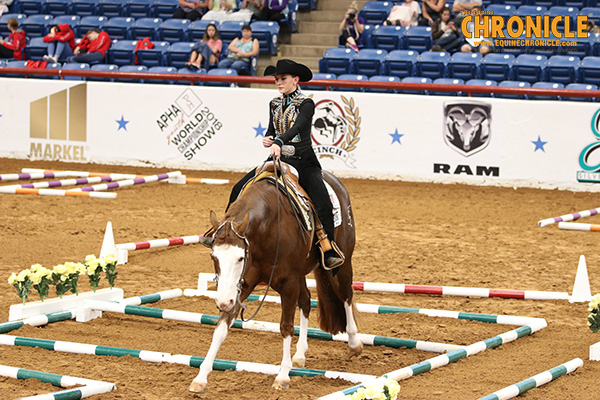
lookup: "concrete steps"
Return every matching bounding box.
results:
[280,44,330,58]
[297,21,340,34]
[290,33,338,47]
[317,0,368,11]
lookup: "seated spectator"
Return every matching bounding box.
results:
[217,24,259,75]
[421,0,445,25]
[201,0,237,23]
[460,6,492,55]
[338,1,364,52]
[185,22,222,69]
[432,7,461,52]
[0,0,12,16]
[256,0,288,22]
[67,29,111,64]
[42,24,76,63]
[452,0,481,27]
[229,0,263,22]
[384,0,421,27]
[173,0,210,21]
[0,18,25,60]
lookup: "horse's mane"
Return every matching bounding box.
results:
[226,180,274,222]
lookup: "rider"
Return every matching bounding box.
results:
[226,59,344,271]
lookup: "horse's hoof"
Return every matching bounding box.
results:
[188,380,207,393]
[292,356,306,368]
[272,380,290,391]
[348,342,363,358]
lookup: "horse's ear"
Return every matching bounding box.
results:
[236,212,250,235]
[200,236,214,248]
[209,210,220,229]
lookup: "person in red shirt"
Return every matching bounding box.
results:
[43,24,76,63]
[0,18,26,60]
[67,29,111,64]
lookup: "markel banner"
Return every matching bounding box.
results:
[0,77,599,191]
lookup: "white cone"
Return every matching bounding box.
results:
[99,222,116,258]
[570,255,592,303]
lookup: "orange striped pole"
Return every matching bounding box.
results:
[0,187,116,199]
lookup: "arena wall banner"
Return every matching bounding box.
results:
[1,77,599,192]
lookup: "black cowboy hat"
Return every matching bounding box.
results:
[264,59,313,82]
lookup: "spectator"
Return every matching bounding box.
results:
[421,0,445,25]
[217,24,259,75]
[384,0,421,27]
[0,0,12,16]
[460,6,492,55]
[338,1,364,52]
[256,0,288,22]
[431,7,462,52]
[42,24,76,63]
[201,0,237,23]
[185,23,222,69]
[0,18,25,60]
[173,0,210,21]
[452,0,481,27]
[230,0,263,22]
[66,29,111,64]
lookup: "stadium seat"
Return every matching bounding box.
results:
[564,83,597,101]
[117,64,148,83]
[62,62,90,81]
[71,0,97,16]
[358,1,393,25]
[107,39,137,65]
[153,0,180,19]
[531,81,564,100]
[579,56,600,85]
[24,37,48,61]
[431,78,464,96]
[561,36,593,58]
[41,62,62,79]
[361,24,374,48]
[319,47,355,75]
[515,5,548,23]
[45,0,73,15]
[280,0,299,33]
[545,55,580,85]
[366,75,400,93]
[158,18,191,42]
[17,0,46,14]
[5,60,28,77]
[0,14,26,36]
[104,17,135,40]
[547,6,580,30]
[403,26,432,52]
[205,68,238,87]
[496,80,531,99]
[165,41,195,68]
[512,54,547,83]
[147,66,178,84]
[126,0,155,17]
[219,20,245,43]
[188,19,219,42]
[464,79,498,97]
[370,25,405,52]
[480,53,515,81]
[52,15,81,27]
[89,63,119,81]
[383,49,417,78]
[400,76,432,95]
[97,0,127,17]
[303,72,336,91]
[581,7,600,24]
[21,14,54,36]
[333,73,368,92]
[250,21,279,55]
[447,52,482,80]
[77,16,109,36]
[136,40,170,66]
[352,48,387,76]
[176,66,206,85]
[131,17,163,41]
[486,4,516,22]
[415,51,450,80]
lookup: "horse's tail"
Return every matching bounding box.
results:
[313,267,348,335]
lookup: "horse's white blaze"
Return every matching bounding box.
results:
[213,244,245,311]
[344,301,361,350]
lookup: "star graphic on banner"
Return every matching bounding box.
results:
[531,135,548,152]
[389,129,404,145]
[116,115,129,131]
[253,122,266,137]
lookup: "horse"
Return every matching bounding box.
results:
[189,165,362,393]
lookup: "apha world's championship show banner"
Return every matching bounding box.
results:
[1,78,599,191]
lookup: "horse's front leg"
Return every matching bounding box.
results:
[273,281,299,390]
[292,278,311,368]
[189,311,237,393]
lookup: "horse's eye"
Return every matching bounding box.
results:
[238,257,244,263]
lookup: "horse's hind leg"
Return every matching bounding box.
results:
[292,278,311,368]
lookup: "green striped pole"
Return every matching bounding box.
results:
[118,288,182,305]
[0,335,374,384]
[0,310,75,334]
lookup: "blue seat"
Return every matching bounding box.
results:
[498,32,530,56]
[513,54,547,83]
[486,4,516,21]
[360,24,374,48]
[431,78,464,96]
[370,25,405,52]
[136,41,170,66]
[358,1,393,25]
[400,76,432,95]
[5,60,28,77]
[531,81,564,100]
[516,5,547,23]
[545,55,580,84]
[496,80,531,99]
[89,63,119,81]
[403,26,433,52]
[24,37,48,61]
[98,0,127,17]
[581,7,600,24]
[333,74,368,92]
[547,6,579,30]
[447,52,482,80]
[176,66,206,85]
[524,0,556,8]
[45,0,73,15]
[126,0,155,18]
[319,47,355,75]
[77,16,109,36]
[415,51,450,80]
[131,17,162,40]
[116,65,148,82]
[0,14,26,36]
[496,0,527,8]
[480,53,515,81]
[561,36,593,58]
[21,14,54,36]
[303,72,336,91]
[62,62,90,81]
[580,56,600,85]
[188,19,219,42]
[564,82,597,101]
[71,0,97,15]
[205,68,238,87]
[39,62,61,79]
[104,17,135,40]
[107,39,137,65]
[383,49,417,78]
[367,75,401,93]
[250,21,279,55]
[464,79,498,97]
[219,20,245,43]
[147,66,178,84]
[352,48,387,76]
[52,15,81,27]
[158,18,191,42]
[166,41,195,68]
[16,0,46,14]
[153,0,180,19]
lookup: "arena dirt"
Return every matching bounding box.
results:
[1,157,599,400]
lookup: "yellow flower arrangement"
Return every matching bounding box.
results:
[339,379,400,400]
[588,293,600,333]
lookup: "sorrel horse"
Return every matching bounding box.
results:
[189,166,362,393]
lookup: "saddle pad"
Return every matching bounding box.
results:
[325,181,342,228]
